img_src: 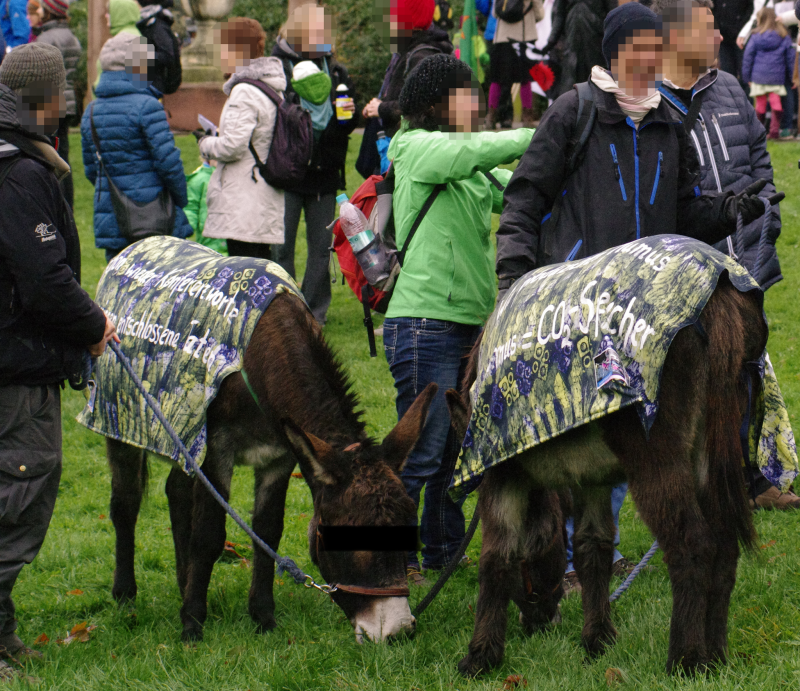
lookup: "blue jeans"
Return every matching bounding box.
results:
[565,483,627,573]
[383,317,481,570]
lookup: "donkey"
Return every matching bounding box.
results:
[107,292,436,643]
[447,276,766,676]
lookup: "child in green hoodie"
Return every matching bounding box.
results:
[95,0,142,88]
[185,159,227,255]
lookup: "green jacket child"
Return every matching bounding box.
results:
[185,163,227,255]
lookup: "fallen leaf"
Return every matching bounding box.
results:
[605,668,626,686]
[760,540,777,549]
[58,622,96,645]
[66,589,84,596]
[239,558,251,569]
[291,472,303,479]
[33,634,49,645]
[768,553,786,564]
[299,513,307,518]
[503,675,527,689]
[98,514,106,520]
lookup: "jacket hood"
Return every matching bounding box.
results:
[95,70,159,98]
[223,57,287,95]
[38,18,70,32]
[751,30,787,51]
[273,36,332,62]
[0,85,21,132]
[110,0,143,34]
[138,3,174,24]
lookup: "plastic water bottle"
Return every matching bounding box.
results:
[337,194,389,285]
[335,83,354,123]
[376,130,391,175]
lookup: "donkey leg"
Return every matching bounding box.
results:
[511,489,566,637]
[165,466,195,598]
[572,485,617,657]
[179,440,232,642]
[459,462,531,677]
[248,458,293,633]
[703,531,739,666]
[107,438,147,603]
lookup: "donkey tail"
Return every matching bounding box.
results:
[701,276,765,551]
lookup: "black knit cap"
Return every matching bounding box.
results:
[602,2,662,67]
[399,53,477,119]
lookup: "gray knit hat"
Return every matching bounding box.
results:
[100,33,154,73]
[0,43,66,91]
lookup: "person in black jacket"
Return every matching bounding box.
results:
[272,4,358,325]
[136,0,181,95]
[0,44,116,679]
[496,2,777,287]
[656,0,798,511]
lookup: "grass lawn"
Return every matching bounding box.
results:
[8,133,800,690]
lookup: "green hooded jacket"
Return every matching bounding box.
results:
[185,164,227,255]
[94,0,143,88]
[386,125,533,325]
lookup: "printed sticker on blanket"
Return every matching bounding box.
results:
[452,234,798,497]
[77,237,305,473]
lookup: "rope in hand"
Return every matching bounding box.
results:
[108,340,337,595]
[735,200,772,285]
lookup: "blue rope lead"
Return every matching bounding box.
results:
[609,540,659,603]
[108,341,336,593]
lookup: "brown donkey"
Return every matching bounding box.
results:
[447,277,765,676]
[107,293,436,643]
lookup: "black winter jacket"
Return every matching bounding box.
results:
[496,81,734,280]
[272,39,359,196]
[137,2,182,95]
[377,27,453,137]
[713,0,754,44]
[35,19,82,119]
[660,70,782,289]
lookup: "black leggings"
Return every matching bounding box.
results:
[226,239,272,261]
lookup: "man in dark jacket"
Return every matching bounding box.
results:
[271,5,359,325]
[0,43,116,681]
[656,0,798,510]
[713,0,752,79]
[136,0,181,95]
[34,0,82,208]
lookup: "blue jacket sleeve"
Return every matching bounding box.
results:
[476,0,491,16]
[742,39,756,83]
[6,0,29,48]
[140,97,188,208]
[80,109,98,186]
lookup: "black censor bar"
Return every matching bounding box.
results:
[318,526,420,551]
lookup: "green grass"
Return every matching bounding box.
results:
[9,134,800,690]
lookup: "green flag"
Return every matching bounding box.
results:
[459,0,478,74]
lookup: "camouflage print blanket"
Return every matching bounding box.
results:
[452,235,798,497]
[77,237,304,473]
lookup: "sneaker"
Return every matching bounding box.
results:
[612,557,636,578]
[779,128,795,140]
[407,567,428,586]
[0,633,42,663]
[752,485,800,510]
[562,570,582,597]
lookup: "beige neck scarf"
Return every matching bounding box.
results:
[590,66,662,126]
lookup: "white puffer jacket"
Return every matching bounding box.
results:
[199,57,287,245]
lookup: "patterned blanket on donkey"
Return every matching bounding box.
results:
[452,235,798,496]
[77,237,304,473]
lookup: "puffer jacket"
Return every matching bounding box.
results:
[198,57,286,245]
[493,0,544,43]
[742,30,795,85]
[660,70,782,289]
[81,70,191,251]
[272,38,358,195]
[36,19,82,118]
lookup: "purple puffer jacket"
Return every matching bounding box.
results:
[742,30,796,86]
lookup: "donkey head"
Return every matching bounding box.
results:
[283,383,438,643]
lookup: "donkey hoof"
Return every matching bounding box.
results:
[253,615,278,634]
[111,586,137,603]
[582,624,617,658]
[457,652,496,678]
[181,625,204,643]
[666,655,710,676]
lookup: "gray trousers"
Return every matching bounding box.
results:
[273,191,335,325]
[0,385,62,636]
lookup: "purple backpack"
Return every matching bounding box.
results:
[236,77,313,190]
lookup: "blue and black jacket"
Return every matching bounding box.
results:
[496,80,735,279]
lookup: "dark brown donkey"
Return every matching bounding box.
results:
[447,276,765,676]
[107,292,436,643]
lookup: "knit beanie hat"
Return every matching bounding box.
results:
[400,53,476,117]
[41,0,69,17]
[391,0,436,31]
[100,33,154,72]
[0,43,66,91]
[602,3,661,67]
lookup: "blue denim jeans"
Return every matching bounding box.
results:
[383,317,481,570]
[565,483,627,573]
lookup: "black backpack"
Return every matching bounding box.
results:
[235,77,314,190]
[138,14,183,95]
[495,0,533,23]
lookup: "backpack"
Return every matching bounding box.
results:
[137,14,183,95]
[495,0,533,23]
[235,77,314,190]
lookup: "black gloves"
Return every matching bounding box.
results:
[192,128,209,144]
[724,179,785,226]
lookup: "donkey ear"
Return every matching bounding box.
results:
[381,382,438,473]
[445,389,469,443]
[282,419,337,486]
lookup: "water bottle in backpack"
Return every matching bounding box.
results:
[336,193,391,285]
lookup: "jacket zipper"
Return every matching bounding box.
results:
[630,122,641,239]
[609,144,627,201]
[690,130,705,166]
[565,239,582,261]
[700,116,737,258]
[650,151,663,205]
[711,114,730,161]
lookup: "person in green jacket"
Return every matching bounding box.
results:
[185,161,227,255]
[383,54,532,583]
[94,0,142,89]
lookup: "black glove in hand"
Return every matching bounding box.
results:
[725,179,786,226]
[192,128,209,144]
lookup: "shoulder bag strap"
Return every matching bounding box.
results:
[485,170,505,191]
[683,87,706,134]
[236,78,281,170]
[397,182,446,267]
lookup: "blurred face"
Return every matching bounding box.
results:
[668,7,721,72]
[28,7,41,27]
[219,43,249,74]
[286,6,333,58]
[437,86,483,132]
[611,29,663,98]
[17,84,65,135]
